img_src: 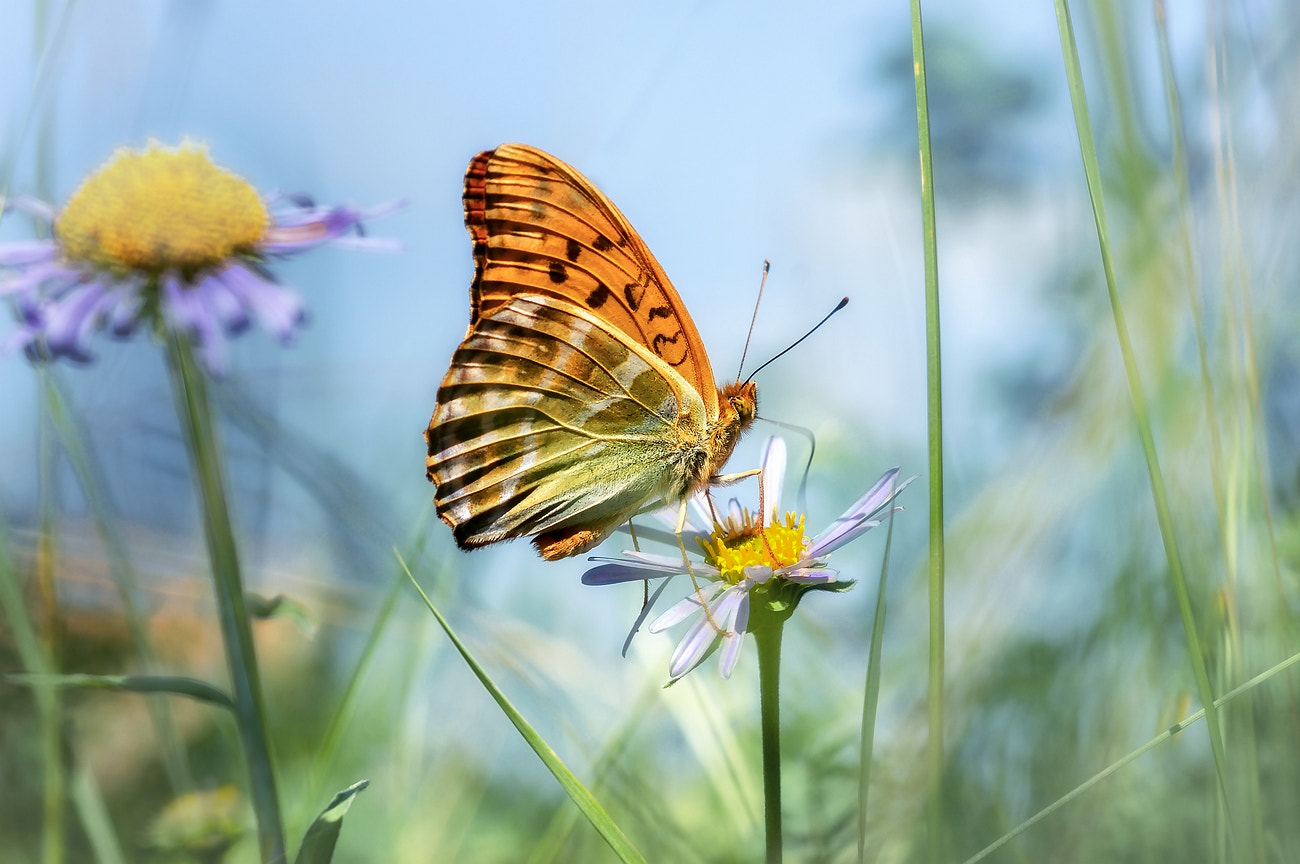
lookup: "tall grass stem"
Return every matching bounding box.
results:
[36,370,65,864]
[907,1,946,859]
[165,333,286,863]
[857,490,897,862]
[405,558,647,864]
[1053,0,1236,847]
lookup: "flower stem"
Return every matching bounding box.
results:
[755,615,785,864]
[165,333,286,863]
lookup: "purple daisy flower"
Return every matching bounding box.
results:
[583,436,913,682]
[0,141,400,374]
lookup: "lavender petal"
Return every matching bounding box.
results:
[198,276,250,335]
[0,240,58,267]
[217,264,304,341]
[43,282,107,361]
[809,469,906,556]
[0,261,76,298]
[783,567,839,584]
[5,195,56,222]
[581,563,679,586]
[107,290,145,337]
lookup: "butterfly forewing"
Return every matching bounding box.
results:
[466,144,719,417]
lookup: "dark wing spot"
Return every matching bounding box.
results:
[592,234,614,252]
[652,331,688,366]
[624,281,645,311]
[548,261,568,284]
[565,238,582,262]
[586,285,613,308]
[647,305,672,321]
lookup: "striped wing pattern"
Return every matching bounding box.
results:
[465,144,720,418]
[427,144,758,559]
[428,294,708,556]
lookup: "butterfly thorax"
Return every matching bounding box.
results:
[694,380,757,492]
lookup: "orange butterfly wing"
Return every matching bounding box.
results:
[462,143,720,418]
[427,144,758,559]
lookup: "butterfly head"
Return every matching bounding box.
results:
[722,380,758,430]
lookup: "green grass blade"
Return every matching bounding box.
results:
[0,519,127,863]
[961,648,1300,864]
[1053,0,1236,846]
[858,491,898,863]
[0,0,77,207]
[1153,0,1229,569]
[293,780,369,864]
[43,373,195,793]
[36,368,65,864]
[306,534,424,806]
[404,556,648,864]
[908,1,945,859]
[67,763,128,864]
[4,673,236,709]
[526,684,657,864]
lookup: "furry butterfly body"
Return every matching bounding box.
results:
[425,144,756,559]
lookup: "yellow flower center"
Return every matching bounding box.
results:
[697,509,808,583]
[55,141,269,278]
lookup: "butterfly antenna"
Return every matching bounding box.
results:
[758,418,817,514]
[743,296,849,385]
[736,260,770,380]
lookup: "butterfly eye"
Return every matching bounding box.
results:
[731,395,755,424]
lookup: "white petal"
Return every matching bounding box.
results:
[668,615,718,678]
[718,630,747,678]
[760,436,786,519]
[648,587,714,632]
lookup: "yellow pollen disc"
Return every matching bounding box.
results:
[698,511,807,583]
[55,141,269,276]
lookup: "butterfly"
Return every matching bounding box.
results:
[425,144,758,560]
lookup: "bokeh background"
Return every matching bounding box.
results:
[3,0,1299,861]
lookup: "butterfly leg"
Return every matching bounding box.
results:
[709,468,761,487]
[711,466,775,525]
[712,467,781,564]
[625,516,652,621]
[675,497,728,634]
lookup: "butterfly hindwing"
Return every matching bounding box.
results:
[428,294,709,554]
